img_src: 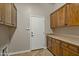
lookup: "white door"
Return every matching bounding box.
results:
[30,16,45,50]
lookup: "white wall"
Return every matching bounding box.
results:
[8,4,30,53]
[8,3,55,53]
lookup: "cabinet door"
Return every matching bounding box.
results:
[4,3,12,26]
[57,6,66,27]
[62,41,79,56]
[50,12,57,28]
[0,4,5,24]
[47,36,50,50]
[66,4,79,26]
[50,5,66,29]
[63,49,69,56]
[52,39,62,56]
[68,50,79,56]
[11,4,17,27]
[55,40,62,56]
[63,48,79,56]
[53,40,57,55]
[0,4,1,22]
[51,39,56,55]
[47,36,52,52]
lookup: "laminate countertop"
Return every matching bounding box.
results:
[48,34,79,47]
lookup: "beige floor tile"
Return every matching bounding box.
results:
[12,49,53,56]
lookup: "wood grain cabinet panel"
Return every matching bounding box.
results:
[52,39,56,55]
[62,49,69,56]
[62,48,79,56]
[61,42,79,56]
[50,12,57,29]
[47,36,52,52]
[66,4,79,26]
[47,35,79,56]
[50,5,66,29]
[50,3,79,30]
[61,42,68,48]
[4,3,12,26]
[57,5,66,27]
[68,50,79,56]
[0,3,17,28]
[55,39,62,56]
[0,4,5,24]
[47,36,62,56]
[0,4,1,22]
[68,44,78,52]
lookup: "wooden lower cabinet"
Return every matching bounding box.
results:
[52,39,62,56]
[62,42,79,56]
[47,36,62,56]
[47,36,79,56]
[51,39,56,55]
[62,49,69,56]
[62,48,79,56]
[47,36,52,52]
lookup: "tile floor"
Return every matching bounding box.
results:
[12,49,53,56]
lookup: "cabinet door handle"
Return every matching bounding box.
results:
[12,23,14,25]
[31,32,34,37]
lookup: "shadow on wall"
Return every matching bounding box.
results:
[9,27,16,42]
[0,24,16,50]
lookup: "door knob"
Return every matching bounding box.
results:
[31,32,34,37]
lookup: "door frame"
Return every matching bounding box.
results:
[29,15,46,50]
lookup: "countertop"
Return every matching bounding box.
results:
[48,34,79,46]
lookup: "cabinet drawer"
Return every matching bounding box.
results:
[62,42,68,48]
[63,48,79,56]
[68,44,78,52]
[55,39,61,44]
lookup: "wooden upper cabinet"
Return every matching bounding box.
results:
[0,3,17,28]
[4,3,12,26]
[66,4,79,26]
[50,5,66,29]
[0,4,5,24]
[50,12,57,28]
[52,39,62,56]
[57,5,66,27]
[50,3,79,29]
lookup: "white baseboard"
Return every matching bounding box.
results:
[8,47,47,56]
[8,50,31,56]
[43,47,47,49]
